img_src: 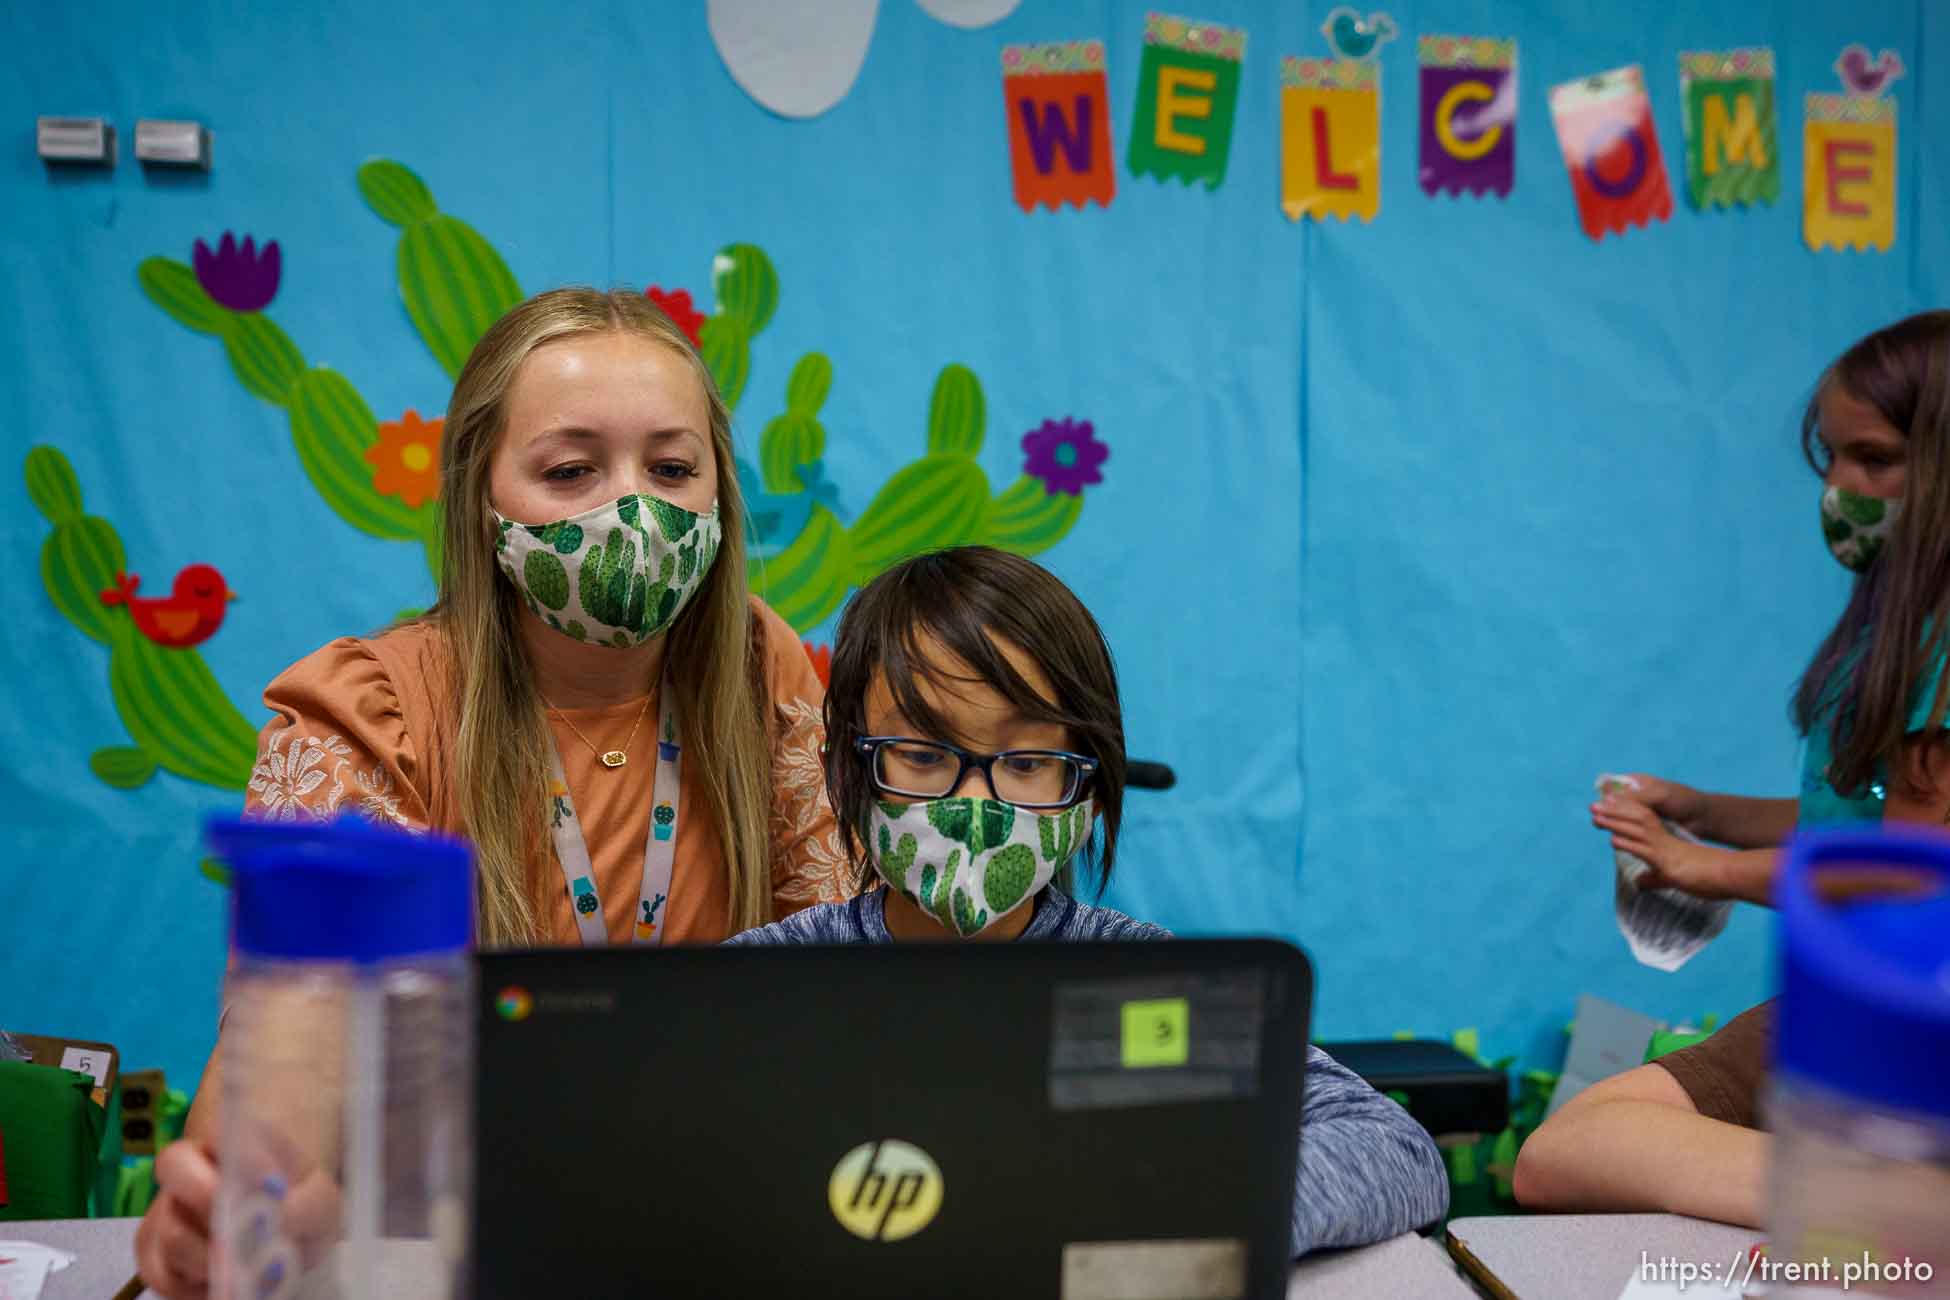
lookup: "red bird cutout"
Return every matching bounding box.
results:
[100,564,236,648]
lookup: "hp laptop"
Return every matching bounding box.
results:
[475,939,1311,1299]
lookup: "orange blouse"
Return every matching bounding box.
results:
[241,595,852,942]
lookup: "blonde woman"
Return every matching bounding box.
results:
[136,288,850,1297]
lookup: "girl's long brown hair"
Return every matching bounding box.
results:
[429,287,773,945]
[1793,310,1950,798]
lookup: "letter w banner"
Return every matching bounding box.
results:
[1804,93,1896,252]
[1548,65,1675,242]
[1127,11,1246,190]
[1418,35,1516,198]
[1679,48,1779,209]
[1280,58,1379,222]
[1002,41,1115,212]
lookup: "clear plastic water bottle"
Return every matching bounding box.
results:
[207,816,473,1300]
[1767,826,1950,1298]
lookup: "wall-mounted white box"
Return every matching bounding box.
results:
[135,119,212,169]
[37,116,116,166]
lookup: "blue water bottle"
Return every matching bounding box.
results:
[1768,826,1950,1297]
[206,816,473,1300]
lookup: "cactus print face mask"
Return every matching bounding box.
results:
[1820,485,1901,573]
[868,796,1094,937]
[493,493,722,647]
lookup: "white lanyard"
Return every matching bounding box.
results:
[545,688,681,946]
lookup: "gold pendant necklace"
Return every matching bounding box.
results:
[545,691,653,770]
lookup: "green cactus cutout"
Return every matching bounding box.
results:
[847,453,992,585]
[731,307,1101,630]
[983,842,1037,914]
[760,354,832,492]
[28,446,258,791]
[927,364,984,456]
[916,862,936,905]
[90,747,158,789]
[877,825,918,882]
[748,504,852,631]
[981,475,1084,552]
[698,243,780,412]
[951,885,987,935]
[358,160,523,380]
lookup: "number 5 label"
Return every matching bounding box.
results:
[59,1046,110,1088]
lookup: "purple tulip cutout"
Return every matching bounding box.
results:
[193,233,281,312]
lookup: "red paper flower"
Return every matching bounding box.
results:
[1021,418,1109,497]
[803,641,832,688]
[646,287,706,348]
[367,410,443,507]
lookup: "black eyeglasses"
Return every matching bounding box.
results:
[854,737,1097,810]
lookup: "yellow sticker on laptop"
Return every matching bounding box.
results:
[1120,997,1190,1068]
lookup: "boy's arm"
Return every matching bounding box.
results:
[1510,1063,1767,1227]
[1290,1046,1450,1256]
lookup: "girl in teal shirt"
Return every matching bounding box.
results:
[1594,311,1950,904]
[1519,312,1950,1228]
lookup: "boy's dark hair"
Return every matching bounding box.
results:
[823,546,1126,896]
[1794,311,1950,799]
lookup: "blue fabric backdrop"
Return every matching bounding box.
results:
[2,0,1944,1089]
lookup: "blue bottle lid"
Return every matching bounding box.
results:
[207,815,473,962]
[1775,826,1950,1119]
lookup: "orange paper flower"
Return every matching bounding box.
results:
[367,410,443,507]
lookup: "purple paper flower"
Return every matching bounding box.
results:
[192,232,281,312]
[1020,418,1108,497]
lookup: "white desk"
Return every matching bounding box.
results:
[10,1218,1472,1298]
[1288,1231,1477,1297]
[1446,1212,1762,1300]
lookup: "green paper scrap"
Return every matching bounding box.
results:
[1127,21,1244,190]
[1680,49,1780,209]
[1120,996,1190,1068]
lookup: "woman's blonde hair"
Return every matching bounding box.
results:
[431,287,773,946]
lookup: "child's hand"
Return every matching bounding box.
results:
[1591,794,1731,898]
[136,1135,344,1298]
[136,1137,219,1298]
[1604,773,1707,833]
